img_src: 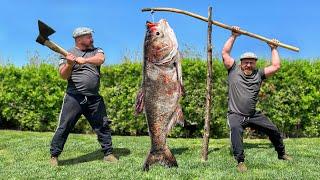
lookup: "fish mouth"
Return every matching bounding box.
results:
[146,21,158,30]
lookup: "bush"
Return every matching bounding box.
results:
[0,59,319,137]
[0,64,65,131]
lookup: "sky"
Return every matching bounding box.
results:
[0,0,319,66]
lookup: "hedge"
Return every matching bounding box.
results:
[0,59,319,138]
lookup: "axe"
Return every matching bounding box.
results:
[36,20,68,56]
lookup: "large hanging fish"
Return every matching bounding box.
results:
[135,19,185,171]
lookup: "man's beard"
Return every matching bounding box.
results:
[241,66,254,75]
[243,69,253,75]
[82,42,94,49]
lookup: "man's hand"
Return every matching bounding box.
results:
[75,57,87,65]
[65,53,76,65]
[231,26,241,37]
[268,39,280,50]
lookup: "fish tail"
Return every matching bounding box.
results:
[142,146,178,171]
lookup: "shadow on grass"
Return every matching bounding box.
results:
[171,147,189,155]
[244,142,273,149]
[59,148,131,166]
[217,142,274,156]
[207,147,224,155]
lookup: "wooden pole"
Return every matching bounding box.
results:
[201,7,213,161]
[141,7,300,52]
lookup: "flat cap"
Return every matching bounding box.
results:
[72,27,94,38]
[240,52,258,61]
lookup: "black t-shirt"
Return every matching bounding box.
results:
[59,47,104,96]
[227,62,266,116]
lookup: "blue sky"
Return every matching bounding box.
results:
[0,0,319,66]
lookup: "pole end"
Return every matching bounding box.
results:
[141,8,152,12]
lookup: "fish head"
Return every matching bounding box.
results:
[144,19,178,63]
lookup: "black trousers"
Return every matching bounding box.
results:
[50,93,113,157]
[227,111,285,163]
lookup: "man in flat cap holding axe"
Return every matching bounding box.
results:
[222,26,292,172]
[50,27,118,166]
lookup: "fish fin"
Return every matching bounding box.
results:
[142,146,178,171]
[134,89,144,116]
[176,105,184,126]
[166,105,184,134]
[175,54,184,96]
[180,83,185,97]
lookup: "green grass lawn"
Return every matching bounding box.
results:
[0,130,319,179]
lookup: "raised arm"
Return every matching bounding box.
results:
[222,26,241,69]
[264,39,281,78]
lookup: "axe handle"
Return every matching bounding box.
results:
[142,7,299,52]
[44,40,68,57]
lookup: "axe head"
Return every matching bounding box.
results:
[36,20,55,45]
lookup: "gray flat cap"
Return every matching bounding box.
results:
[72,27,94,38]
[240,52,258,61]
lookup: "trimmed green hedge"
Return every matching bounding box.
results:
[0,59,319,137]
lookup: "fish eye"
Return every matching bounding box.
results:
[156,32,160,36]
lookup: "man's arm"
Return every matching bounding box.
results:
[59,53,76,80]
[75,53,105,66]
[264,39,281,78]
[221,26,241,69]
